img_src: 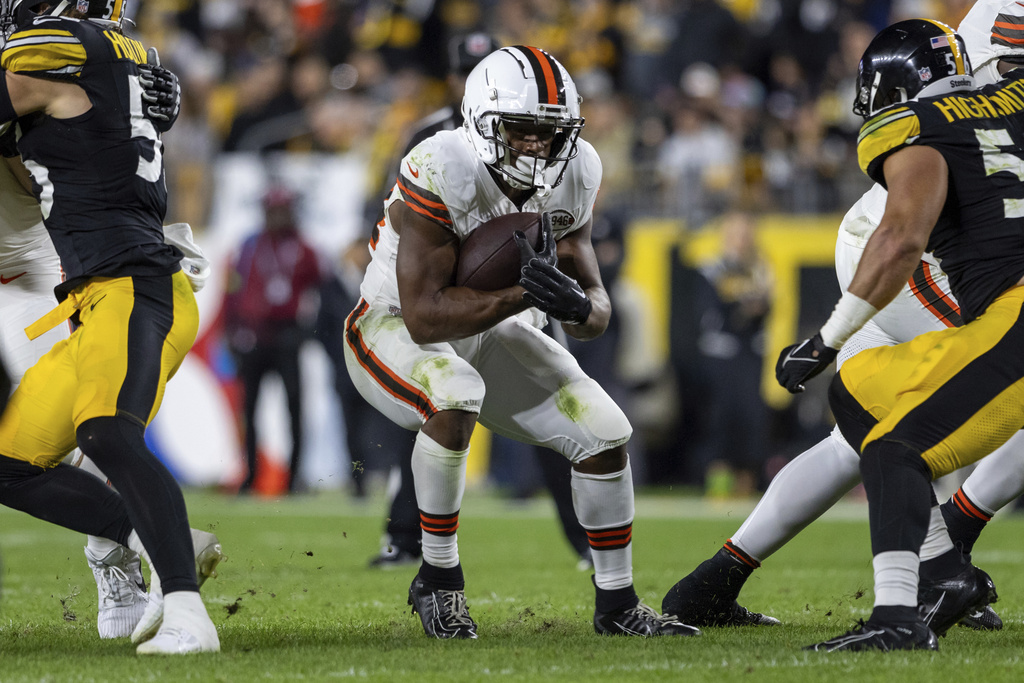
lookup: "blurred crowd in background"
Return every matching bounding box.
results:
[125,0,977,499]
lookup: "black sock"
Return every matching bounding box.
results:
[696,545,757,594]
[77,416,198,594]
[919,547,966,582]
[870,604,919,624]
[592,576,638,614]
[940,489,991,560]
[418,561,464,590]
[0,455,133,543]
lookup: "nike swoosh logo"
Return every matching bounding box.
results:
[0,272,27,284]
[783,350,819,364]
[407,162,419,178]
[823,629,886,652]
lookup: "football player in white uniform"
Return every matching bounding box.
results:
[663,0,1024,637]
[0,16,216,642]
[345,45,697,638]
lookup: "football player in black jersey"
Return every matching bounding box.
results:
[0,0,219,654]
[776,19,1024,652]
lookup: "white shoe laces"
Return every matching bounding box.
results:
[95,565,133,603]
[439,590,475,628]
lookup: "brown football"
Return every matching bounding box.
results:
[455,212,543,291]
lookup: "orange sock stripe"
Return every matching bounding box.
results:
[953,490,991,521]
[724,540,759,568]
[420,510,460,536]
[588,533,632,549]
[586,523,632,551]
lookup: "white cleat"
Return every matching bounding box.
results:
[136,592,220,655]
[131,529,224,645]
[135,625,220,655]
[85,545,149,639]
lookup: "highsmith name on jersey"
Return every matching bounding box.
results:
[359,127,602,310]
[2,15,181,297]
[857,69,1024,322]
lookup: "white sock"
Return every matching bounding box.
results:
[571,459,633,591]
[411,430,468,569]
[873,550,920,608]
[919,505,954,561]
[731,428,862,562]
[961,429,1024,514]
[86,535,120,558]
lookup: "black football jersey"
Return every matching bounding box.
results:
[857,70,1024,322]
[2,16,180,296]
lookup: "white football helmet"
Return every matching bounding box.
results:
[461,45,584,191]
[958,0,1024,86]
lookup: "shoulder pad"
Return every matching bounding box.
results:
[574,139,602,191]
[857,106,922,184]
[3,18,85,77]
[398,139,453,229]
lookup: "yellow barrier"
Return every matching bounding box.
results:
[466,212,844,484]
[626,214,843,409]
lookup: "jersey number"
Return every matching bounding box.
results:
[22,72,162,219]
[129,74,163,182]
[976,128,1024,218]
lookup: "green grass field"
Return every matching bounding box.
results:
[1,488,1023,682]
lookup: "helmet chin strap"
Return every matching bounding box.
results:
[48,0,71,15]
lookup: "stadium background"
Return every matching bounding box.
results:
[129,0,970,493]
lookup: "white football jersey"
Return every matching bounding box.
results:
[836,183,960,346]
[837,183,941,268]
[360,128,602,310]
[0,156,57,273]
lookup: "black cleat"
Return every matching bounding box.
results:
[408,575,478,639]
[918,564,998,636]
[662,572,779,627]
[959,605,1003,631]
[595,600,701,637]
[805,619,939,652]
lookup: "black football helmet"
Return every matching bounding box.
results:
[854,18,974,118]
[3,0,125,34]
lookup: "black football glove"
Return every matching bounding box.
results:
[518,260,593,325]
[775,332,838,394]
[514,212,557,270]
[138,47,181,133]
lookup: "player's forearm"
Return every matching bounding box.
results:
[847,225,923,311]
[402,285,531,344]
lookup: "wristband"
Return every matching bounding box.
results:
[819,291,878,349]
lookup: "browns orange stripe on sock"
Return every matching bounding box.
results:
[724,539,760,568]
[953,489,992,521]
